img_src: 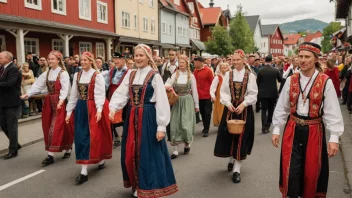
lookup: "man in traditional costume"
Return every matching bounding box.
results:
[161,49,178,83]
[107,52,128,147]
[272,42,343,198]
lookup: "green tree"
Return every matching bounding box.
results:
[229,4,255,53]
[321,22,342,53]
[205,25,234,56]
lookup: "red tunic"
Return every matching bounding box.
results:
[193,65,214,99]
[324,67,341,97]
[42,70,74,152]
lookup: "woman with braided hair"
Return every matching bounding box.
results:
[109,44,177,198]
[65,52,112,184]
[21,50,74,166]
[165,54,199,159]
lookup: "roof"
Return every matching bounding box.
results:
[199,7,222,25]
[160,0,189,16]
[284,34,301,45]
[197,1,204,8]
[244,15,260,33]
[304,31,323,42]
[261,24,279,36]
[223,9,231,19]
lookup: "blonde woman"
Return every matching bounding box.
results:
[65,52,112,184]
[109,44,178,198]
[21,51,73,166]
[214,49,258,184]
[210,62,230,127]
[20,62,35,118]
[165,55,199,159]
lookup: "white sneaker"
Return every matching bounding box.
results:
[133,191,137,197]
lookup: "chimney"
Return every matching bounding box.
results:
[209,0,214,7]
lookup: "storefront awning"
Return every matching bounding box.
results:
[177,43,192,48]
[160,43,176,49]
[191,39,206,51]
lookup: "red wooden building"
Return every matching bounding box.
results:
[261,24,284,56]
[185,0,206,54]
[0,0,116,63]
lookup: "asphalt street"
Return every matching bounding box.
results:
[0,111,350,198]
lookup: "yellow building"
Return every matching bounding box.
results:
[115,0,159,54]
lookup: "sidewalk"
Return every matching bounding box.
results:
[0,115,43,154]
[341,106,352,196]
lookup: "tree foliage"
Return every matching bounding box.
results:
[229,4,255,53]
[321,22,342,53]
[205,25,234,56]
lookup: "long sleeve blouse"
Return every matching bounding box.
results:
[109,66,170,132]
[66,68,106,115]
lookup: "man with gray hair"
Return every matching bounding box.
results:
[0,51,22,160]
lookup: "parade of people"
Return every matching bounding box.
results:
[0,0,351,198]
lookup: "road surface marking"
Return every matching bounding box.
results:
[0,170,46,191]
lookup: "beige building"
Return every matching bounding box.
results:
[115,0,159,54]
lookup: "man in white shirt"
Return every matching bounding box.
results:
[161,50,178,83]
[272,42,343,198]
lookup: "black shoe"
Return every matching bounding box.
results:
[184,147,190,155]
[227,163,234,172]
[170,154,178,159]
[62,152,71,159]
[4,152,18,160]
[42,155,54,166]
[75,174,88,184]
[232,172,241,183]
[196,119,202,124]
[262,128,269,134]
[98,162,106,170]
[18,144,22,150]
[113,141,121,148]
[256,109,260,113]
[203,132,209,137]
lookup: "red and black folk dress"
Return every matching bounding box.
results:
[279,73,329,198]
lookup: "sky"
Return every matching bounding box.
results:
[198,0,338,25]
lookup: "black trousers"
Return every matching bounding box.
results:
[199,99,212,132]
[260,98,276,127]
[0,106,21,153]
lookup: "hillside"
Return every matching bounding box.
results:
[280,19,328,33]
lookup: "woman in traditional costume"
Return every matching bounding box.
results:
[210,62,230,127]
[21,50,73,166]
[65,52,112,184]
[214,49,258,184]
[109,44,178,198]
[165,54,199,159]
[325,59,341,98]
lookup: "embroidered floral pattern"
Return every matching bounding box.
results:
[308,73,329,118]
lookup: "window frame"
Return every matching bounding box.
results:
[79,0,92,21]
[97,1,108,24]
[121,11,131,29]
[174,0,180,6]
[139,0,143,3]
[0,35,6,51]
[0,0,7,3]
[187,2,194,13]
[52,39,64,54]
[149,0,154,8]
[96,42,105,60]
[161,22,167,34]
[151,20,156,34]
[134,14,138,30]
[143,17,148,32]
[24,38,40,55]
[25,0,42,11]
[168,24,172,35]
[51,0,66,15]
[79,41,92,55]
[177,26,182,36]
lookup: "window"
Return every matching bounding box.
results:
[25,0,42,10]
[97,1,108,24]
[143,18,148,32]
[52,0,66,15]
[79,0,91,21]
[168,24,172,35]
[52,39,64,53]
[0,36,6,51]
[24,38,39,55]
[139,0,143,3]
[192,17,197,24]
[196,30,200,39]
[96,42,105,60]
[134,15,138,30]
[174,0,180,6]
[161,22,167,34]
[188,2,194,13]
[177,27,182,36]
[182,28,186,37]
[0,0,7,3]
[79,42,92,54]
[149,0,154,7]
[121,11,130,28]
[151,20,155,33]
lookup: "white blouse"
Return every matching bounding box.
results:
[272,70,344,143]
[220,68,258,107]
[165,71,199,109]
[66,68,106,115]
[210,74,224,99]
[27,67,70,100]
[161,60,178,77]
[283,65,300,79]
[109,66,170,132]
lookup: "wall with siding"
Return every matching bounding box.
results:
[160,9,175,44]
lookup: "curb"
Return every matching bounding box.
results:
[340,107,352,197]
[0,138,44,155]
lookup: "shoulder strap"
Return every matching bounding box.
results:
[77,71,83,85]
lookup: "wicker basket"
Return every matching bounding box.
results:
[166,88,179,106]
[227,119,246,134]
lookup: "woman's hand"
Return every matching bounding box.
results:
[65,115,71,124]
[228,105,236,113]
[20,94,29,100]
[272,134,280,148]
[235,103,245,115]
[96,112,102,122]
[195,108,199,112]
[109,110,116,121]
[57,99,64,109]
[328,142,339,158]
[211,97,216,102]
[156,132,165,141]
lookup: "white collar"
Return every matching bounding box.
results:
[4,61,12,69]
[138,66,152,73]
